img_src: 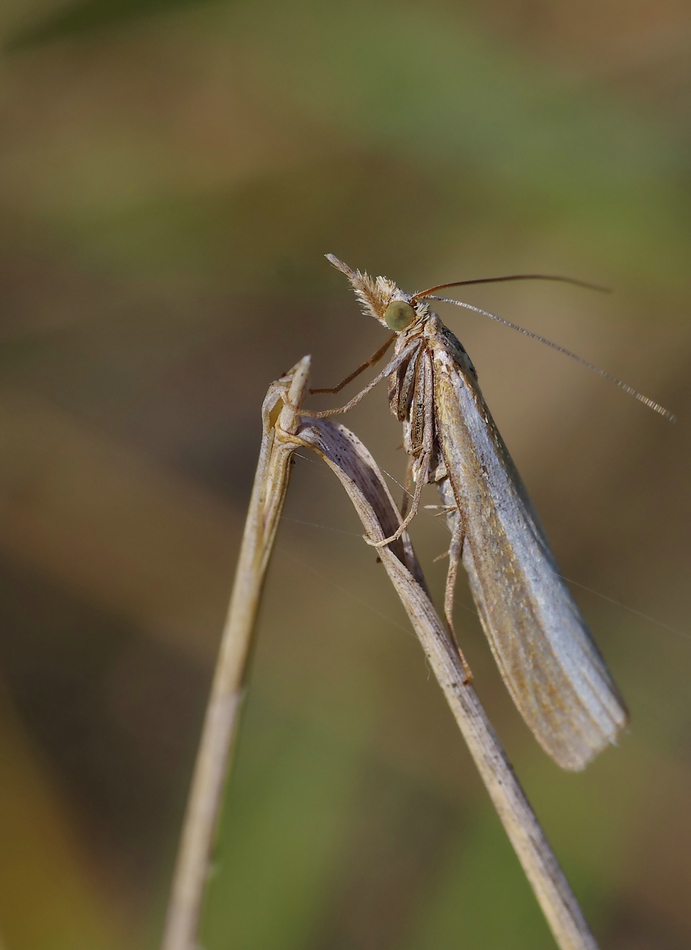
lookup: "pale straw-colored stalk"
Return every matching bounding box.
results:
[161,358,311,950]
[162,356,599,950]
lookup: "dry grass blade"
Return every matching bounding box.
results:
[161,357,311,950]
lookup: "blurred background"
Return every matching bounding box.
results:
[0,1,690,948]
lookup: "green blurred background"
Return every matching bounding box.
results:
[0,1,690,948]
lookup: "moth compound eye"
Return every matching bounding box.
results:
[384,300,415,331]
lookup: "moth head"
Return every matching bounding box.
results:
[326,253,421,331]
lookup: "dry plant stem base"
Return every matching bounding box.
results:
[162,357,599,950]
[161,358,312,950]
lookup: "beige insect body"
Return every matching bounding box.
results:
[313,254,629,770]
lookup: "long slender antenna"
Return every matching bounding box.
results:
[422,294,676,422]
[411,274,610,303]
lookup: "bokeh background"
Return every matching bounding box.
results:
[0,1,690,948]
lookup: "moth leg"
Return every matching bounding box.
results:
[310,333,395,395]
[304,342,416,419]
[370,452,430,547]
[444,515,472,682]
[371,349,435,546]
[426,504,456,518]
[399,456,415,519]
[444,516,465,632]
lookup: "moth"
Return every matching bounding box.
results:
[311,255,671,771]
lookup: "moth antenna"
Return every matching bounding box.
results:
[411,274,610,302]
[423,294,676,423]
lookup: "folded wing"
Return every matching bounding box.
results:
[432,328,628,770]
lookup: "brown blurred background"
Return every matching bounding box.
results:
[0,1,690,948]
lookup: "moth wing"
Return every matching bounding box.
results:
[432,330,628,770]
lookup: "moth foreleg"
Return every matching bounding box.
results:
[309,333,395,396]
[305,343,416,419]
